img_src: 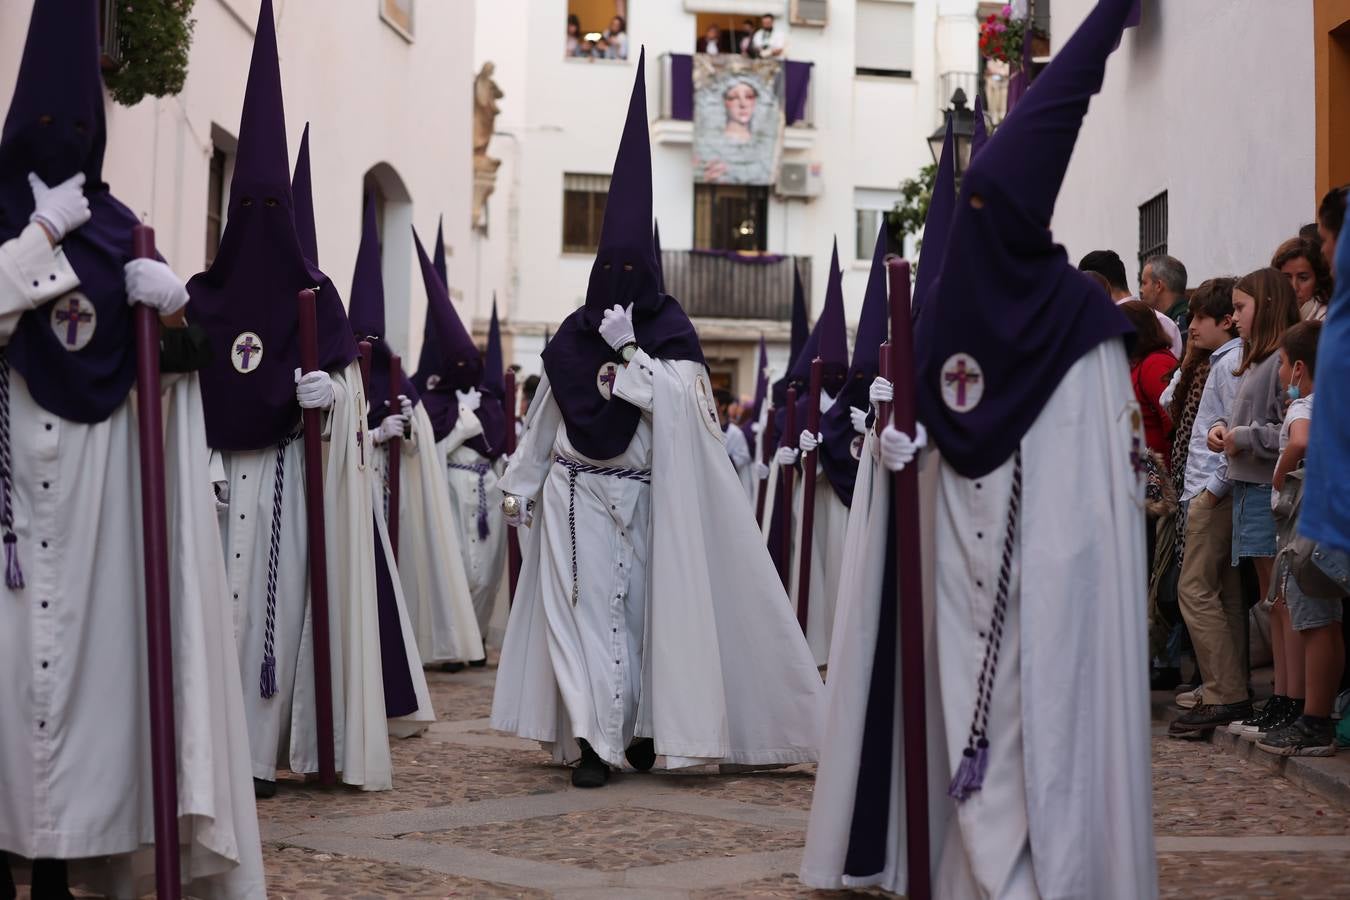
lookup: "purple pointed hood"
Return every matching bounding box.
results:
[776,240,847,450]
[1,0,146,424]
[970,93,989,159]
[739,333,770,447]
[291,123,317,264]
[472,297,508,459]
[432,215,448,287]
[187,0,356,451]
[915,0,1134,479]
[541,48,704,461]
[771,264,810,407]
[349,190,417,427]
[817,225,890,505]
[912,116,955,317]
[412,227,489,444]
[653,220,665,293]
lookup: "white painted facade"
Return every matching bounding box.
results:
[474,0,979,395]
[0,0,478,361]
[1052,0,1315,290]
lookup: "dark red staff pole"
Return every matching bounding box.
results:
[755,404,775,526]
[131,225,182,900]
[503,369,521,602]
[297,289,337,787]
[777,386,798,590]
[887,259,930,900]
[793,358,823,634]
[387,353,403,560]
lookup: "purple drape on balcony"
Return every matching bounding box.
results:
[671,53,694,120]
[785,60,812,125]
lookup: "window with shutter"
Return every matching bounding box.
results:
[855,0,915,78]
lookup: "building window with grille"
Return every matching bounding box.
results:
[1138,191,1168,272]
[562,173,610,254]
[855,0,915,78]
[694,184,770,252]
[204,145,228,267]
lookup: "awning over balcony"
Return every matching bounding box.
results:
[661,53,814,127]
[661,249,811,321]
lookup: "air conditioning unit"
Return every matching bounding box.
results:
[790,0,828,27]
[777,161,823,198]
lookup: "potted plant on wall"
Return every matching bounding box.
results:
[100,0,197,106]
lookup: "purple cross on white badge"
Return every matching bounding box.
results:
[596,362,618,400]
[941,353,984,413]
[50,293,95,351]
[232,332,264,374]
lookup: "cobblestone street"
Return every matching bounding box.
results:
[241,665,1350,899]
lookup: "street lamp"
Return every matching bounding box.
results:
[927,87,977,177]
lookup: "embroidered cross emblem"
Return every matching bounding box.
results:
[232,332,264,374]
[596,362,618,400]
[54,296,92,346]
[940,353,984,413]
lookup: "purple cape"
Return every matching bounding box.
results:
[411,228,489,446]
[471,298,508,460]
[1,0,143,424]
[541,49,704,462]
[915,0,1135,480]
[348,190,418,428]
[186,0,356,452]
[818,226,890,506]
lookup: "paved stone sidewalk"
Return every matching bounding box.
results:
[17,665,1350,897]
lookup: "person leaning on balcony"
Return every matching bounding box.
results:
[749,13,786,58]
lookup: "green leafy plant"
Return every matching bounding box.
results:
[885,163,937,253]
[103,0,198,107]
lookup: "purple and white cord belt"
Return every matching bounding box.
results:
[949,448,1023,803]
[449,460,493,541]
[261,430,304,698]
[551,454,651,606]
[0,349,21,589]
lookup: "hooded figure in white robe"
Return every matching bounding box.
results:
[805,2,1156,896]
[0,3,265,894]
[188,0,391,793]
[492,51,822,787]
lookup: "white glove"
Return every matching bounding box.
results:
[502,493,534,528]
[774,445,799,467]
[123,258,190,315]
[457,387,481,412]
[879,422,929,473]
[869,376,894,407]
[754,461,770,481]
[599,303,636,351]
[294,368,335,410]
[850,406,868,435]
[373,414,408,444]
[397,394,413,417]
[751,421,763,435]
[798,429,820,453]
[28,172,90,243]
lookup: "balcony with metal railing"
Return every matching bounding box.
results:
[660,249,810,322]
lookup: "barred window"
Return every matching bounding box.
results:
[562,173,610,254]
[1139,190,1168,272]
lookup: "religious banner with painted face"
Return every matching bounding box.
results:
[692,55,783,186]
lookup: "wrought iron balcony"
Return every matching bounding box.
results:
[660,250,810,321]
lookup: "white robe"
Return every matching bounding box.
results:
[217,360,392,791]
[0,223,265,897]
[380,404,483,665]
[724,421,755,502]
[492,352,822,769]
[802,343,1156,898]
[438,407,507,648]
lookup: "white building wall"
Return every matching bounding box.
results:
[474,0,977,393]
[0,0,478,363]
[1052,0,1315,290]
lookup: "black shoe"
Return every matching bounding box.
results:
[625,737,656,772]
[1,854,16,900]
[1150,667,1183,691]
[1168,700,1254,735]
[1257,715,1337,757]
[30,859,72,900]
[1229,695,1290,737]
[253,777,278,799]
[440,661,467,673]
[468,658,488,668]
[571,740,610,788]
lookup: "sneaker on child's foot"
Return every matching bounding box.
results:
[1244,697,1303,740]
[1168,701,1253,736]
[1257,716,1336,757]
[1230,695,1289,736]
[1175,685,1204,710]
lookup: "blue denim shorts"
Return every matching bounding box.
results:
[1231,481,1276,565]
[1283,557,1346,630]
